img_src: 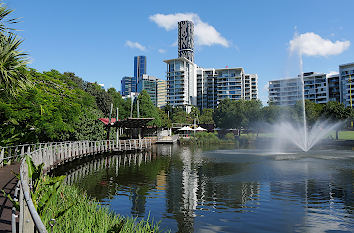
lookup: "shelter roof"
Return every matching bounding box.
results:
[99,118,118,125]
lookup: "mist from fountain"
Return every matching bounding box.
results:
[271,51,343,152]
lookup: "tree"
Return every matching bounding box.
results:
[294,100,323,127]
[135,90,161,126]
[158,108,171,128]
[262,105,281,124]
[321,101,351,139]
[189,106,200,120]
[171,107,192,124]
[107,87,130,120]
[0,4,30,96]
[243,99,262,133]
[213,98,245,134]
[85,82,112,115]
[199,108,214,124]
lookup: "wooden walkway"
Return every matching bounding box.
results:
[0,163,19,233]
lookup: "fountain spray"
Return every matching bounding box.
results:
[299,52,308,151]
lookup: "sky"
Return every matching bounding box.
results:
[7,0,354,104]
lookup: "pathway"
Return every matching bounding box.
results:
[0,163,19,233]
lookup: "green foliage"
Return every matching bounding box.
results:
[224,132,235,141]
[158,108,171,128]
[321,101,351,121]
[189,106,200,119]
[171,107,192,124]
[262,105,281,124]
[243,99,263,130]
[25,155,66,216]
[42,185,167,233]
[199,108,214,124]
[107,87,130,120]
[85,82,112,115]
[135,90,161,126]
[213,99,249,130]
[0,3,31,96]
[71,108,105,141]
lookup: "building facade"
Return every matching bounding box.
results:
[269,62,354,107]
[327,74,340,102]
[137,74,158,106]
[178,21,194,63]
[244,74,258,100]
[339,62,354,107]
[157,79,167,108]
[133,56,147,92]
[196,68,258,110]
[121,76,134,96]
[164,57,197,112]
[268,72,328,106]
[165,20,258,112]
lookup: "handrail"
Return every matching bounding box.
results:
[13,139,152,233]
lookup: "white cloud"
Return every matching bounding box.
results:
[289,32,350,56]
[158,49,166,53]
[125,40,146,51]
[149,13,229,47]
[327,71,339,77]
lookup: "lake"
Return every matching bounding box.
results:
[55,144,354,233]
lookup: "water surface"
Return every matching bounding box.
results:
[56,144,354,233]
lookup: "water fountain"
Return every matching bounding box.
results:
[271,52,343,152]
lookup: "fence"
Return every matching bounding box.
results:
[11,139,152,233]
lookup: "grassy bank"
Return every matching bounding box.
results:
[41,184,167,233]
[179,132,238,145]
[327,130,354,140]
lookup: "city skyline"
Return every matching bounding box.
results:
[8,0,354,104]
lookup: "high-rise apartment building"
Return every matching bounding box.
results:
[133,56,147,92]
[178,21,194,63]
[328,74,340,102]
[196,68,258,110]
[269,62,354,107]
[339,62,354,107]
[244,74,258,100]
[121,76,134,96]
[157,79,167,108]
[164,57,198,112]
[165,20,258,112]
[268,72,328,106]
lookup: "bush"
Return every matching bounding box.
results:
[42,184,166,233]
[224,133,235,141]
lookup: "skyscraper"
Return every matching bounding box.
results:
[178,21,194,63]
[121,76,134,96]
[134,56,147,92]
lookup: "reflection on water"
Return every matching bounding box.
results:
[53,144,354,233]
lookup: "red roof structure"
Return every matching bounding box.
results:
[98,118,119,125]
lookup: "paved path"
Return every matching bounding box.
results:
[0,163,20,233]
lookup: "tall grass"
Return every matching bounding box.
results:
[41,184,167,233]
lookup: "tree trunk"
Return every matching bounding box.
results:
[335,129,339,140]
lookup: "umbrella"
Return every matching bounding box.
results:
[194,126,207,131]
[178,126,193,131]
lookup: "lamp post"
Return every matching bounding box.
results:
[349,74,353,128]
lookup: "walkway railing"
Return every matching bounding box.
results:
[13,139,152,233]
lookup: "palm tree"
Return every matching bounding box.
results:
[0,3,30,96]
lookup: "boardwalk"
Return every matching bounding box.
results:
[0,139,152,233]
[0,163,19,233]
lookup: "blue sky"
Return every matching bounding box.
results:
[7,0,354,104]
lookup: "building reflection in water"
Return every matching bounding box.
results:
[52,144,353,233]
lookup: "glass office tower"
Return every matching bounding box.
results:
[134,56,147,92]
